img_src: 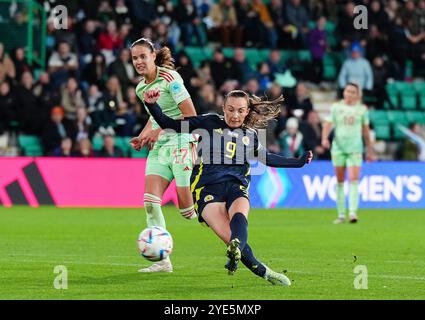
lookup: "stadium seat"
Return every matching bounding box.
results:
[18,135,43,156]
[374,124,391,140]
[386,110,407,124]
[419,95,425,110]
[184,47,212,68]
[369,110,389,125]
[387,111,409,139]
[259,49,271,61]
[222,48,234,58]
[92,135,103,151]
[400,93,417,110]
[405,111,425,125]
[413,81,425,94]
[394,81,415,93]
[244,48,263,69]
[130,146,149,158]
[114,137,131,157]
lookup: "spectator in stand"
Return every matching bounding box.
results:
[175,0,207,46]
[109,48,136,95]
[368,0,390,33]
[48,41,79,89]
[97,21,124,65]
[266,50,286,74]
[256,62,273,92]
[74,138,95,158]
[102,76,124,129]
[60,77,86,121]
[114,101,137,137]
[114,0,132,26]
[401,123,423,161]
[285,82,313,119]
[234,0,262,47]
[96,133,124,158]
[251,0,277,48]
[283,0,310,49]
[42,106,76,155]
[208,0,241,47]
[52,137,74,157]
[233,48,255,85]
[267,0,285,48]
[371,56,391,109]
[194,83,216,114]
[175,51,199,97]
[83,52,108,90]
[209,48,238,88]
[0,43,16,83]
[86,84,106,133]
[243,78,261,96]
[125,86,149,134]
[0,81,15,135]
[74,107,93,142]
[15,71,43,135]
[11,47,31,82]
[96,0,116,24]
[299,110,330,160]
[33,72,60,124]
[337,1,367,50]
[127,0,159,30]
[78,19,98,66]
[365,24,389,62]
[278,117,304,158]
[308,16,327,83]
[338,43,373,92]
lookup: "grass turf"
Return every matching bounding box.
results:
[0,206,424,300]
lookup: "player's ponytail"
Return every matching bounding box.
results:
[245,95,283,130]
[154,47,175,70]
[130,38,175,70]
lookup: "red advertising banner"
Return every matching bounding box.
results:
[0,158,179,207]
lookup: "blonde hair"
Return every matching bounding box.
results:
[130,38,175,70]
[224,90,284,130]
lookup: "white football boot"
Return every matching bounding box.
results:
[138,257,173,273]
[263,266,291,286]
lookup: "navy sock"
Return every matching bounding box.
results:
[229,212,248,251]
[241,244,266,278]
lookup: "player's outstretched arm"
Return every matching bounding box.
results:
[261,150,314,168]
[143,89,203,133]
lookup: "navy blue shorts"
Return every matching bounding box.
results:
[192,181,250,224]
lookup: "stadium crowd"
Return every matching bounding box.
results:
[0,0,424,160]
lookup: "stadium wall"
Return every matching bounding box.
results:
[0,158,424,208]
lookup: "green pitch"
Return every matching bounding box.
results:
[0,207,424,300]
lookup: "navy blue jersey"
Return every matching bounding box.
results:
[188,113,260,190]
[144,102,310,191]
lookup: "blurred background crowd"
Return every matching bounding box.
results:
[0,0,424,160]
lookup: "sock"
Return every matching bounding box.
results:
[241,244,266,278]
[336,183,346,218]
[179,205,197,220]
[229,213,248,251]
[349,180,359,216]
[143,193,166,229]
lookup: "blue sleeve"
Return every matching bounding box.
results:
[144,101,218,133]
[249,132,309,168]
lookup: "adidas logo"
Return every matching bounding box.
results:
[183,166,191,171]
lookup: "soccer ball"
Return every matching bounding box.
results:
[137,226,173,262]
